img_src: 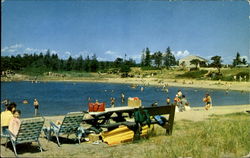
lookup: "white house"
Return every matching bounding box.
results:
[179,55,208,68]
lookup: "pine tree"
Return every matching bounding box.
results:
[164,47,176,68]
[154,51,163,68]
[233,52,242,67]
[144,47,151,67]
[141,49,145,67]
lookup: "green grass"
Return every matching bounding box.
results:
[220,68,250,81]
[141,112,250,158]
[2,112,248,158]
[18,67,50,76]
[176,70,208,79]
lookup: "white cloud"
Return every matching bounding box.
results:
[1,44,61,57]
[97,57,108,61]
[24,48,50,54]
[105,50,117,55]
[103,50,123,60]
[173,50,190,59]
[1,44,23,54]
[130,54,141,62]
[79,51,89,56]
[60,51,74,59]
[65,51,71,55]
[9,44,23,49]
[51,50,58,54]
[241,56,249,62]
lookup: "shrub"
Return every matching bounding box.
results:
[236,72,249,81]
[177,70,208,79]
[141,66,160,70]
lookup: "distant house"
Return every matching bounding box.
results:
[179,55,208,68]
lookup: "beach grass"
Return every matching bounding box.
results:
[140,112,250,158]
[1,112,249,158]
[39,112,249,158]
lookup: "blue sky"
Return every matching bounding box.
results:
[1,0,249,64]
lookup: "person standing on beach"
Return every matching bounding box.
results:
[203,93,212,110]
[33,98,39,116]
[174,95,180,112]
[181,95,190,111]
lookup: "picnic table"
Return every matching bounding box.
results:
[83,105,176,135]
[83,107,136,132]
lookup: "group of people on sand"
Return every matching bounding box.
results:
[1,98,41,137]
[172,90,191,112]
[1,101,21,137]
[165,90,213,112]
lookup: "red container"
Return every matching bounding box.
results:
[88,102,105,112]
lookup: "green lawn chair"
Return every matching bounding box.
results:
[6,117,45,157]
[48,112,85,147]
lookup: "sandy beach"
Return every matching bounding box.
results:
[43,104,250,124]
[3,74,250,92]
[105,77,250,92]
[39,77,250,92]
[1,104,249,158]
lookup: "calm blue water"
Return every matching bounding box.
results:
[1,81,249,118]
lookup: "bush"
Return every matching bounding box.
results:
[19,66,50,76]
[189,67,199,71]
[236,72,249,81]
[177,70,208,79]
[141,66,160,70]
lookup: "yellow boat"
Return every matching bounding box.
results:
[101,125,150,145]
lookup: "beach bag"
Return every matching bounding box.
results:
[154,115,167,126]
[88,102,105,112]
[134,109,151,127]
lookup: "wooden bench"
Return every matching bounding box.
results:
[99,105,176,135]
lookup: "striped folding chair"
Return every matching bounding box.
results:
[6,117,45,157]
[48,112,85,147]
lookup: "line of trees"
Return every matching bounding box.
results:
[0,50,137,73]
[1,48,248,75]
[141,47,177,69]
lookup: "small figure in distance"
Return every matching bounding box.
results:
[166,97,171,106]
[33,98,39,116]
[23,99,29,104]
[110,97,115,108]
[151,101,158,107]
[121,93,125,103]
